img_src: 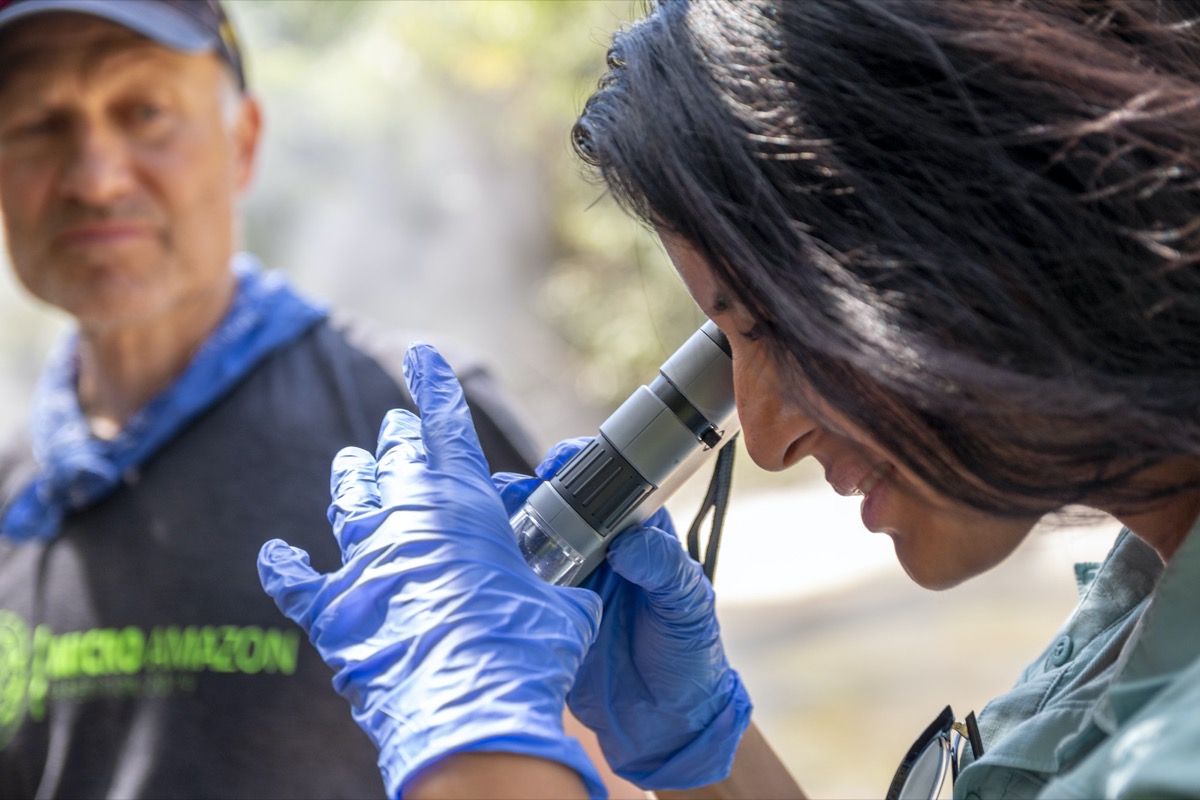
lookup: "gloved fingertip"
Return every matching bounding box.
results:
[399,345,489,478]
[558,585,604,643]
[606,524,691,588]
[402,341,433,375]
[605,527,651,570]
[330,446,377,494]
[377,408,422,449]
[332,445,374,465]
[492,472,542,517]
[401,342,451,397]
[643,506,678,537]
[536,437,593,479]
[374,410,429,467]
[256,540,323,622]
[257,538,311,572]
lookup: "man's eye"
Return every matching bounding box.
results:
[8,116,62,138]
[132,104,163,122]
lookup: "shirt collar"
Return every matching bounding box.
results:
[1095,515,1200,728]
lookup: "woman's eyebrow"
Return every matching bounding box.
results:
[709,291,733,315]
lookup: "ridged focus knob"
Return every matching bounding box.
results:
[550,436,652,535]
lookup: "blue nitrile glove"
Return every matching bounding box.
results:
[257,344,608,800]
[494,444,753,791]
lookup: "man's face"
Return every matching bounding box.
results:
[0,13,259,332]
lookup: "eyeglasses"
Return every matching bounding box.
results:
[885,705,984,800]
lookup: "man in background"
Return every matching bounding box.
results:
[0,1,582,796]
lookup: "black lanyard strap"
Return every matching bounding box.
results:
[686,434,738,584]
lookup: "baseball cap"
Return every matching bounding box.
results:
[0,0,246,89]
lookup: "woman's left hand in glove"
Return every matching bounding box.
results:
[257,343,607,799]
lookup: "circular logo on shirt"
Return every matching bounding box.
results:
[0,611,30,749]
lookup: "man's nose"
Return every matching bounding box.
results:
[57,121,135,207]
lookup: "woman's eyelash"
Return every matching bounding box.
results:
[739,322,763,341]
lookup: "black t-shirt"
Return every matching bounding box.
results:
[0,315,539,799]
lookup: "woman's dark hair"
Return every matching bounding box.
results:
[573,0,1200,516]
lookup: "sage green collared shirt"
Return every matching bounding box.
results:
[953,519,1200,799]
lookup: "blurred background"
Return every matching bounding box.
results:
[0,2,1121,796]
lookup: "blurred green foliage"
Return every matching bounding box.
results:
[230,0,705,408]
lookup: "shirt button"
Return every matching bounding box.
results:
[1048,635,1073,667]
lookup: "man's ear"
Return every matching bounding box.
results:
[231,93,262,192]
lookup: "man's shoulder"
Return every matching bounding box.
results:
[297,312,541,472]
[319,312,493,383]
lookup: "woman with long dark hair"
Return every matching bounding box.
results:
[258,1,1200,797]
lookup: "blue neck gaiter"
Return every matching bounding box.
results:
[0,254,327,543]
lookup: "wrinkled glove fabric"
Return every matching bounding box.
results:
[494,441,753,790]
[258,344,607,799]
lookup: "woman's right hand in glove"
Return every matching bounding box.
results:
[494,444,753,791]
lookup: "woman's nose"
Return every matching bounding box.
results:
[732,354,817,472]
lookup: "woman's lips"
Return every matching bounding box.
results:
[859,463,897,533]
[830,461,895,497]
[855,462,895,497]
